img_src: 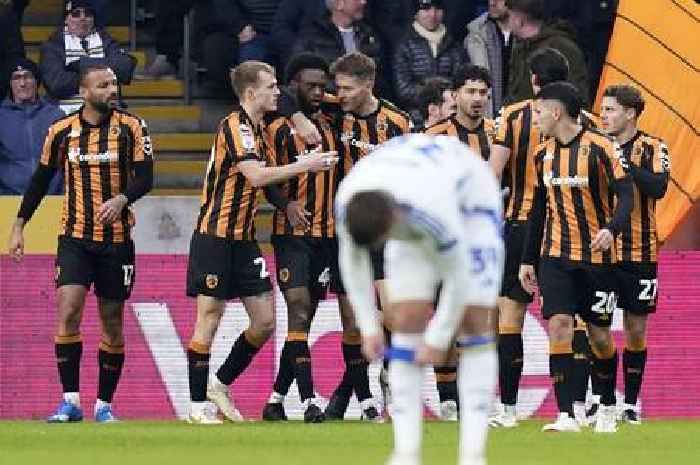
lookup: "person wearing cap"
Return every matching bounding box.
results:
[0,58,64,195]
[39,0,135,102]
[392,0,466,126]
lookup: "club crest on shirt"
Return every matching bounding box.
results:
[205,274,219,289]
[579,145,591,157]
[279,268,290,283]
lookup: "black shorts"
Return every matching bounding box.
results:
[500,220,533,303]
[330,240,385,294]
[55,235,135,301]
[272,235,333,300]
[616,261,658,314]
[186,233,272,300]
[538,257,617,328]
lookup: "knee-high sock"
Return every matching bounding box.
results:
[572,329,591,403]
[550,341,574,416]
[271,341,294,396]
[216,330,262,385]
[187,340,210,402]
[342,343,371,401]
[623,348,647,406]
[591,348,618,407]
[55,334,82,398]
[388,333,424,458]
[458,336,497,465]
[97,341,125,403]
[497,332,523,406]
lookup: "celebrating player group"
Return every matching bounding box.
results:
[8,44,669,465]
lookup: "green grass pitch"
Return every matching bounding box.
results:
[1,420,698,465]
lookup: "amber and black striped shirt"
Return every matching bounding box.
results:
[531,129,627,264]
[38,109,153,243]
[493,99,542,222]
[196,109,270,241]
[266,112,339,238]
[424,116,496,161]
[336,99,412,175]
[617,131,670,263]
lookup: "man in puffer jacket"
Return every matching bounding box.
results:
[393,0,466,125]
[505,0,589,105]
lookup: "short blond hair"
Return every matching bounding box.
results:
[330,52,376,82]
[230,61,276,99]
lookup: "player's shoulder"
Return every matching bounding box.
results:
[579,109,602,129]
[113,108,149,133]
[533,136,556,161]
[498,99,532,119]
[424,116,454,134]
[636,130,667,149]
[47,111,78,134]
[262,112,291,135]
[582,126,616,151]
[378,98,411,122]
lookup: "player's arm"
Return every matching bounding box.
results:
[238,152,336,187]
[519,152,546,293]
[98,118,154,225]
[489,108,513,180]
[9,126,62,261]
[592,143,634,251]
[627,141,670,199]
[337,219,381,357]
[489,144,511,180]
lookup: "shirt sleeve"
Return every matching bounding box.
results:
[130,117,155,163]
[337,220,381,337]
[493,105,513,148]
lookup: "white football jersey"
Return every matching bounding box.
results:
[335,134,504,347]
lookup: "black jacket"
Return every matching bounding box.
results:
[0,7,26,102]
[393,27,466,112]
[39,29,136,100]
[270,0,325,72]
[293,12,390,98]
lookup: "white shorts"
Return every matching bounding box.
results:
[384,239,440,303]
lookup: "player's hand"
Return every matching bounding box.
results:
[298,149,338,172]
[518,264,537,295]
[97,194,128,225]
[361,332,385,362]
[414,343,448,366]
[291,113,322,146]
[7,224,25,262]
[591,228,614,252]
[286,200,311,231]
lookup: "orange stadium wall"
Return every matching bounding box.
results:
[594,0,700,242]
[1,197,700,419]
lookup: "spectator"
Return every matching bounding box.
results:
[236,0,284,64]
[0,58,64,195]
[0,4,25,102]
[293,0,390,98]
[393,0,465,121]
[40,0,136,103]
[504,0,589,105]
[138,0,196,79]
[366,0,413,54]
[465,0,512,116]
[416,75,455,130]
[271,0,326,73]
[441,0,486,43]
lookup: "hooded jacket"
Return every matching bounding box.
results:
[0,97,65,194]
[506,20,589,106]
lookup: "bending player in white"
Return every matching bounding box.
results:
[336,134,504,465]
